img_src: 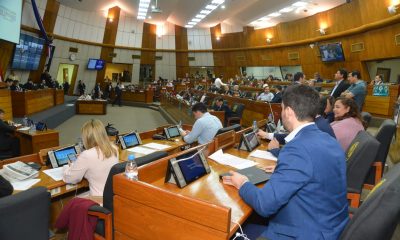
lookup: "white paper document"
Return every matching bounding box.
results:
[11,179,41,191]
[127,146,157,155]
[208,149,258,169]
[249,150,278,161]
[18,127,30,131]
[43,168,64,181]
[142,143,170,150]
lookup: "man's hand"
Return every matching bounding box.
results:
[263,165,276,173]
[267,138,280,150]
[222,171,249,189]
[181,130,190,137]
[257,129,268,139]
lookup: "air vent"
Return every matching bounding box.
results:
[236,55,246,61]
[188,57,195,61]
[109,53,117,58]
[395,34,400,46]
[155,56,163,60]
[132,55,141,59]
[69,47,78,53]
[261,55,272,61]
[351,42,364,52]
[288,52,299,60]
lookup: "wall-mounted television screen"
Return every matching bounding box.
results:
[0,0,23,44]
[11,33,45,70]
[87,59,105,70]
[319,43,345,62]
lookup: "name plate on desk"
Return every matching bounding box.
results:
[373,85,389,96]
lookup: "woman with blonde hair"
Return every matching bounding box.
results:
[63,119,118,196]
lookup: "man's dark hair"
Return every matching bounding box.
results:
[338,69,348,79]
[216,97,224,102]
[282,85,320,121]
[350,70,361,79]
[318,96,328,116]
[275,85,282,91]
[293,72,304,82]
[192,102,207,113]
[0,109,4,114]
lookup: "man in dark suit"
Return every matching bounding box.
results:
[10,80,22,91]
[93,83,101,99]
[112,82,122,107]
[270,85,282,103]
[331,69,350,98]
[23,78,35,90]
[213,97,233,126]
[223,85,348,239]
[0,109,20,157]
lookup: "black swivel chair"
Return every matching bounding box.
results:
[216,124,242,136]
[340,162,400,240]
[89,151,168,240]
[364,119,396,189]
[346,131,380,208]
[0,187,50,240]
[227,103,245,126]
[360,112,372,128]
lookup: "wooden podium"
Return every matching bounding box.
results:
[112,145,276,239]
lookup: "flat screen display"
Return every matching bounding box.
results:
[54,146,78,166]
[245,131,259,150]
[122,133,140,148]
[167,126,180,138]
[0,0,22,44]
[11,33,44,70]
[176,151,207,183]
[319,43,345,62]
[87,58,105,70]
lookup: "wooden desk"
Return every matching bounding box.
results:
[113,90,154,103]
[113,142,276,239]
[0,89,12,120]
[15,129,60,155]
[364,85,400,118]
[76,100,107,115]
[11,89,55,117]
[53,89,64,105]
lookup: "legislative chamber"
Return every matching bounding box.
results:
[0,0,399,239]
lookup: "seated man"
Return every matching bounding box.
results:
[213,97,233,126]
[181,103,222,144]
[0,109,20,157]
[341,70,366,111]
[257,85,274,102]
[270,85,282,103]
[223,85,348,240]
[10,80,23,91]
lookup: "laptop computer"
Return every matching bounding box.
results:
[220,166,271,185]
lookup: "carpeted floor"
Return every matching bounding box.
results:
[55,105,168,146]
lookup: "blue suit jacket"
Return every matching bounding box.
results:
[239,124,348,240]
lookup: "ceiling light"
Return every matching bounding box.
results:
[148,16,152,19]
[151,5,155,9]
[268,12,281,17]
[192,18,201,22]
[138,12,146,16]
[292,1,308,7]
[196,14,206,19]
[205,4,218,10]
[139,3,149,8]
[185,25,194,28]
[221,5,225,9]
[279,7,294,13]
[200,10,212,14]
[188,22,196,25]
[138,7,147,12]
[212,0,225,4]
[137,16,145,20]
[141,0,150,3]
[258,17,270,21]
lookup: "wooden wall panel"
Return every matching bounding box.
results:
[140,23,156,64]
[96,6,120,85]
[29,0,60,83]
[175,25,189,78]
[0,89,13,120]
[0,41,14,80]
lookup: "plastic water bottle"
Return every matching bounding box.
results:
[252,120,258,132]
[23,116,28,127]
[125,155,138,180]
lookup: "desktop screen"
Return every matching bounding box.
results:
[54,147,77,166]
[319,43,345,62]
[87,59,105,70]
[11,33,44,70]
[0,0,22,44]
[167,127,180,138]
[177,152,206,183]
[246,132,259,149]
[123,133,139,148]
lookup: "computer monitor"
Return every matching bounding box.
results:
[119,132,142,149]
[48,145,81,168]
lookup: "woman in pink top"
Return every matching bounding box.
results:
[331,98,365,151]
[63,119,119,196]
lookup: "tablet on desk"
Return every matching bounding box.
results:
[238,131,260,152]
[164,125,182,139]
[119,132,142,150]
[48,145,81,168]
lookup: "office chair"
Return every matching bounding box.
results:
[360,112,372,128]
[340,163,400,240]
[0,187,50,240]
[227,103,245,126]
[346,131,380,208]
[364,119,396,190]
[0,150,14,161]
[216,124,242,136]
[214,130,236,150]
[89,151,168,240]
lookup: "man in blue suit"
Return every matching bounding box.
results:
[223,85,348,240]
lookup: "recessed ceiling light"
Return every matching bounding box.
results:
[259,17,270,21]
[279,7,294,13]
[139,3,149,8]
[192,18,201,22]
[151,5,155,9]
[188,22,196,25]
[137,16,145,20]
[292,1,308,7]
[138,12,146,16]
[148,16,152,19]
[200,10,212,14]
[196,14,206,19]
[138,7,147,12]
[268,12,281,17]
[205,4,218,10]
[185,25,194,28]
[221,5,225,9]
[212,0,225,4]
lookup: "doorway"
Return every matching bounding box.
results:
[56,63,79,95]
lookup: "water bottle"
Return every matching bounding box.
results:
[125,155,138,180]
[23,116,28,127]
[252,120,258,132]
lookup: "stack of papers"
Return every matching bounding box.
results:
[143,143,170,150]
[249,150,278,161]
[209,150,258,169]
[43,168,64,181]
[11,179,41,191]
[127,146,157,155]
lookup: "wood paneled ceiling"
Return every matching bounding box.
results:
[58,0,347,29]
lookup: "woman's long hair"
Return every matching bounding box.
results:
[334,97,366,128]
[81,119,118,159]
